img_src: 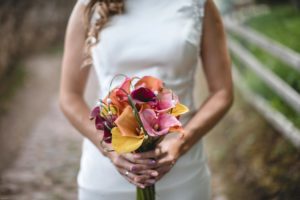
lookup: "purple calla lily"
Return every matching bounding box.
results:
[131,87,157,104]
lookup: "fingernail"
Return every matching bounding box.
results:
[133,154,140,159]
[149,159,156,165]
[139,184,145,189]
[151,171,158,176]
[131,165,137,172]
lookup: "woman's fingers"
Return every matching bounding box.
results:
[120,168,146,188]
[121,153,157,166]
[119,168,156,188]
[155,166,171,181]
[133,148,161,159]
[133,147,166,160]
[110,154,159,187]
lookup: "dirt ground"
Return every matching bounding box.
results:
[0,52,228,200]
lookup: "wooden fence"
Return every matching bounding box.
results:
[224,17,300,148]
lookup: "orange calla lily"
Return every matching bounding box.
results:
[116,77,132,101]
[104,88,129,114]
[171,103,189,116]
[134,76,164,92]
[111,127,144,153]
[114,106,141,137]
[112,105,145,153]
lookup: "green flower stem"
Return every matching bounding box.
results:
[127,95,147,134]
[136,185,155,200]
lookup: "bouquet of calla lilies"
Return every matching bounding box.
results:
[90,75,189,200]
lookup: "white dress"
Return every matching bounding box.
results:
[77,0,212,199]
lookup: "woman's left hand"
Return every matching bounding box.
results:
[133,135,184,184]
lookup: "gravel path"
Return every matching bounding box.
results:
[0,53,98,200]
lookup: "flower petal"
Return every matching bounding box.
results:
[90,106,100,120]
[139,109,173,136]
[100,104,118,117]
[115,106,140,137]
[116,77,132,100]
[169,126,184,134]
[156,89,178,112]
[111,127,144,153]
[139,109,157,136]
[159,113,182,130]
[103,126,112,143]
[131,87,156,104]
[105,88,129,114]
[95,115,105,130]
[134,76,164,91]
[171,103,189,116]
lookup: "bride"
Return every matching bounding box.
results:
[59,0,233,199]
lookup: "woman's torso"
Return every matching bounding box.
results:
[77,0,210,197]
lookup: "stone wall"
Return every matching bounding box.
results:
[0,0,75,78]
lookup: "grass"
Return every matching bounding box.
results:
[230,5,300,128]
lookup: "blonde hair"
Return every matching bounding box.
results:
[82,0,124,68]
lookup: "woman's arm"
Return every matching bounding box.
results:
[134,0,234,181]
[59,2,104,153]
[179,0,234,155]
[59,2,157,189]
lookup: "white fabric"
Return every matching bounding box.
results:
[77,0,211,199]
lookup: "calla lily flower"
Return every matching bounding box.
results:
[170,103,189,116]
[90,105,118,143]
[131,87,157,104]
[139,109,182,137]
[114,106,141,137]
[111,127,144,153]
[104,88,129,114]
[90,106,105,130]
[112,106,145,153]
[100,104,118,117]
[103,77,132,114]
[116,77,132,101]
[102,118,116,143]
[90,106,100,120]
[134,76,164,92]
[156,89,179,112]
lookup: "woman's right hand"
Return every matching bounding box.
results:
[104,150,159,188]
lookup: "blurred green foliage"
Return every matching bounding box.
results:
[255,0,300,9]
[230,5,300,128]
[247,5,300,52]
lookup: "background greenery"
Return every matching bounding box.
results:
[213,3,300,199]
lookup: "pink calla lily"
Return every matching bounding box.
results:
[156,89,179,112]
[139,109,182,137]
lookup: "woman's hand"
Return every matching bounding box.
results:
[104,150,159,188]
[133,135,185,183]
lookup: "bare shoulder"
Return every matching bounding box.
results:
[204,0,223,26]
[202,0,225,42]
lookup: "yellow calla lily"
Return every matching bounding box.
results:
[111,127,144,153]
[171,103,189,116]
